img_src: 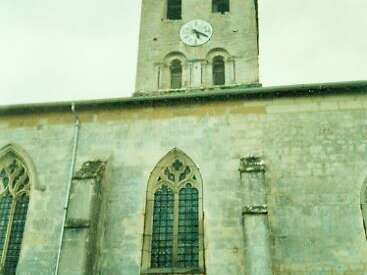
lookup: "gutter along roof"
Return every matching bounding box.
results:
[1,80,367,115]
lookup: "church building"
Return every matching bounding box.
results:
[1,0,367,274]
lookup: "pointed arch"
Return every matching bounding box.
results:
[0,144,41,192]
[0,144,33,274]
[141,148,205,274]
[146,148,203,196]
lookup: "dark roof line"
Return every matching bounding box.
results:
[1,80,367,114]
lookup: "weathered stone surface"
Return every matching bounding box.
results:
[243,205,268,215]
[241,155,272,275]
[239,156,265,173]
[58,229,90,275]
[135,0,259,94]
[58,161,105,275]
[73,160,106,180]
[1,90,367,274]
[243,215,272,275]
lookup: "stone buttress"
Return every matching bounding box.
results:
[58,160,107,275]
[239,156,273,274]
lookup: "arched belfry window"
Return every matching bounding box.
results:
[212,56,225,85]
[170,59,183,89]
[141,149,205,274]
[167,0,182,20]
[212,0,230,13]
[0,146,30,275]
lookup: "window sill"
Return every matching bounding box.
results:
[161,18,183,22]
[212,11,230,15]
[141,267,205,274]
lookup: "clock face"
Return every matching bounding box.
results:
[180,20,213,47]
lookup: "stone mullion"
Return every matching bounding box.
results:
[172,191,179,267]
[0,197,16,270]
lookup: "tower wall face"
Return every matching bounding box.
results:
[135,0,259,94]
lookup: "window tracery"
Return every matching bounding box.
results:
[0,151,30,275]
[142,149,205,274]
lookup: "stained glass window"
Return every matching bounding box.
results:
[151,186,174,268]
[0,154,30,275]
[143,149,204,274]
[4,195,29,274]
[178,184,199,268]
[0,195,12,258]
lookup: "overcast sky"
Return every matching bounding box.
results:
[0,0,366,105]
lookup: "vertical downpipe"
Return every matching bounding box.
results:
[54,103,80,275]
[240,156,273,275]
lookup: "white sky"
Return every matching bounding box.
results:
[0,0,366,105]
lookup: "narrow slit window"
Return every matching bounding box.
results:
[170,59,183,89]
[212,0,230,14]
[167,0,182,20]
[0,154,30,275]
[213,56,225,85]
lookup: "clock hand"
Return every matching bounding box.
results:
[193,29,209,38]
[192,29,201,39]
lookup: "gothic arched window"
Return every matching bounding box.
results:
[170,59,183,89]
[212,56,225,85]
[212,0,230,14]
[141,149,205,274]
[167,0,182,20]
[0,148,30,275]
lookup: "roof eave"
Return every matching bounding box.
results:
[1,80,367,115]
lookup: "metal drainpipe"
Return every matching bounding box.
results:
[54,103,80,275]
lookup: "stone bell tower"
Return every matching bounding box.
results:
[134,0,260,95]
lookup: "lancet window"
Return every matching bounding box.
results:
[141,149,205,274]
[0,150,30,275]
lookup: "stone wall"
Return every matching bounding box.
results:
[1,90,367,274]
[135,0,259,93]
